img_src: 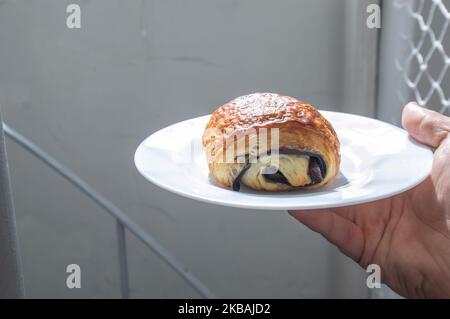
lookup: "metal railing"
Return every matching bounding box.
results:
[2,122,215,299]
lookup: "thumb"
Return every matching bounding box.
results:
[402,102,450,148]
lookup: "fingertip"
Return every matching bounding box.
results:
[402,101,424,135]
[288,209,329,224]
[288,210,308,219]
[288,209,321,217]
[402,102,450,148]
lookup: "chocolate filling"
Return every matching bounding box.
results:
[231,149,327,192]
[232,163,251,191]
[263,169,290,184]
[307,157,324,185]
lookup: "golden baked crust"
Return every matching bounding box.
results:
[202,93,341,191]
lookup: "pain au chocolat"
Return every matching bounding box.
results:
[202,93,340,192]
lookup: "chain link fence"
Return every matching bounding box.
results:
[394,0,450,115]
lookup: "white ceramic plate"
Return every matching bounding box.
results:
[134,111,433,211]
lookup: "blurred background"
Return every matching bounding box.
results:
[0,0,448,298]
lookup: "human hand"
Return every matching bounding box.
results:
[290,102,450,298]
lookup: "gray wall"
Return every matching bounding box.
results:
[0,0,371,298]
